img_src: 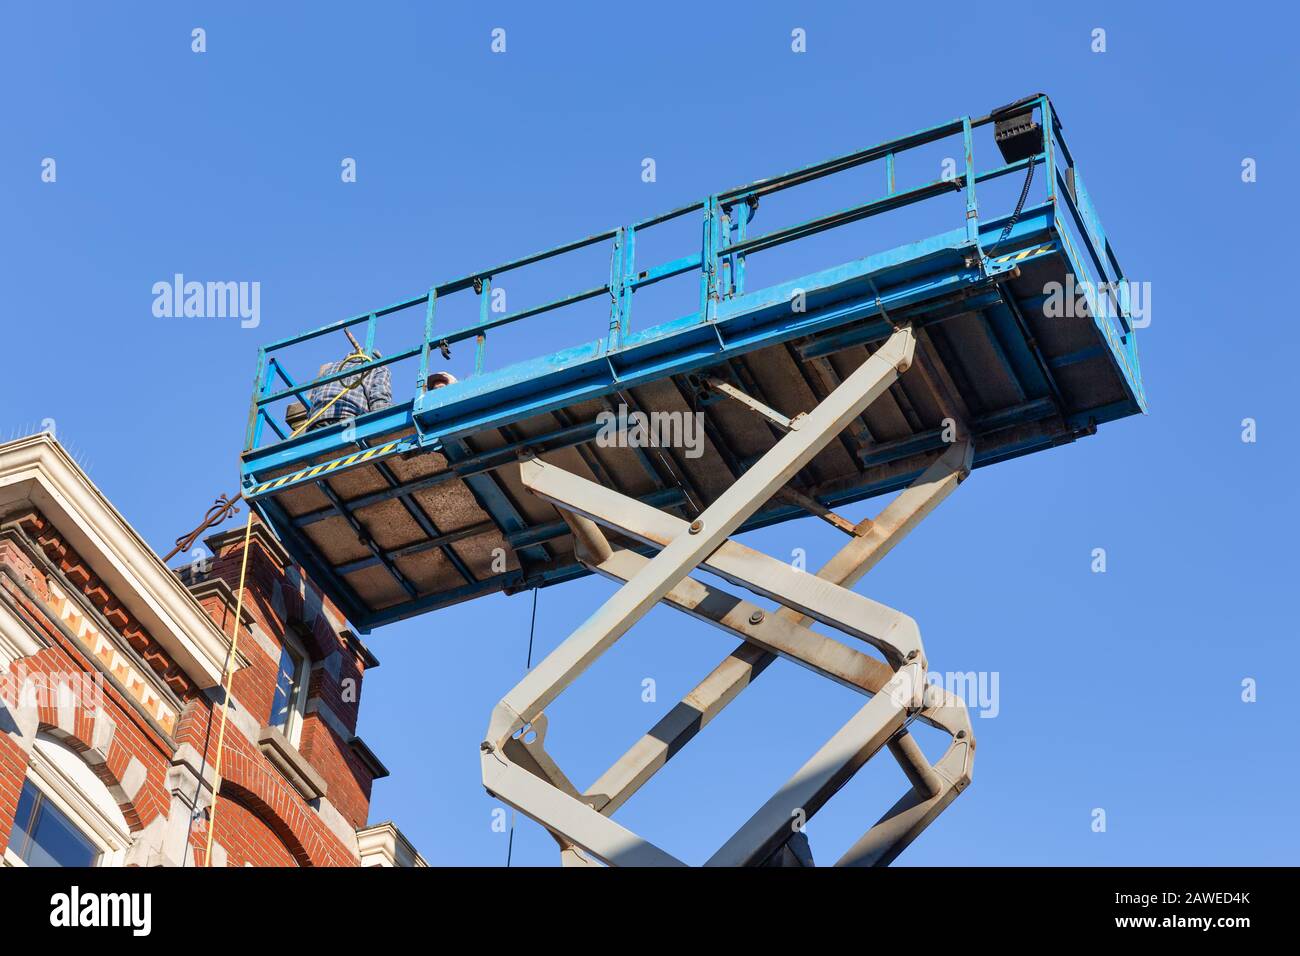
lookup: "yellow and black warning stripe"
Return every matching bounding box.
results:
[248,441,401,497]
[992,243,1054,266]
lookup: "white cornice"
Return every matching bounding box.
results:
[356,821,427,867]
[0,434,228,688]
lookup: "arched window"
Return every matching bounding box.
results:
[4,733,132,867]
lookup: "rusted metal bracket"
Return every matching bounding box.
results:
[162,492,243,563]
[775,487,863,537]
[702,375,796,432]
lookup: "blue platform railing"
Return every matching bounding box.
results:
[243,94,1141,462]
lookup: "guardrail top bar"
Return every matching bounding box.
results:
[257,95,1059,352]
[246,93,1138,456]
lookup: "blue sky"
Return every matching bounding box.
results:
[2,2,1296,866]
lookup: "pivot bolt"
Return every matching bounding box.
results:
[749,609,765,625]
[688,519,704,535]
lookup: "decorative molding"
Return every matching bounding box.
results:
[0,557,180,748]
[0,582,47,665]
[2,524,213,703]
[339,628,380,670]
[174,576,256,669]
[0,435,230,687]
[42,577,181,737]
[304,697,388,780]
[356,821,426,867]
[348,736,390,780]
[203,522,292,570]
[305,696,352,741]
[176,574,248,625]
[257,725,328,802]
[170,742,218,796]
[203,684,260,745]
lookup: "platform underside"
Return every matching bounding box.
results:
[244,209,1144,630]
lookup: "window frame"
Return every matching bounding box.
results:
[269,627,311,747]
[8,735,132,867]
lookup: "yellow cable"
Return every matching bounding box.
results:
[203,349,373,866]
[202,512,252,866]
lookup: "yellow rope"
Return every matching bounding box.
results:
[203,350,371,866]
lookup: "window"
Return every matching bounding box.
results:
[269,629,310,746]
[11,780,99,866]
[4,734,132,868]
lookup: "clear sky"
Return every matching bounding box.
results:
[2,2,1295,866]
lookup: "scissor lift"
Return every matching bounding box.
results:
[239,94,1145,865]
[486,333,975,865]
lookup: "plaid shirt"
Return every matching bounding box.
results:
[306,354,392,428]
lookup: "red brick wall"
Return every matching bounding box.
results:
[207,788,300,867]
[298,714,369,830]
[0,511,372,867]
[0,650,172,849]
[0,729,28,854]
[0,544,176,843]
[173,698,357,868]
[195,523,382,824]
[5,514,199,701]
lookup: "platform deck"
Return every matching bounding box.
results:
[239,95,1144,631]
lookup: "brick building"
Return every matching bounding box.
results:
[0,433,423,867]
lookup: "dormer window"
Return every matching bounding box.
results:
[269,629,310,747]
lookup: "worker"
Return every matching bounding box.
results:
[306,350,393,430]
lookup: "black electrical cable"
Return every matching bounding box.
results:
[984,157,1035,261]
[526,586,539,669]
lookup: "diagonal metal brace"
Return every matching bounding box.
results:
[483,325,917,747]
[478,325,978,866]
